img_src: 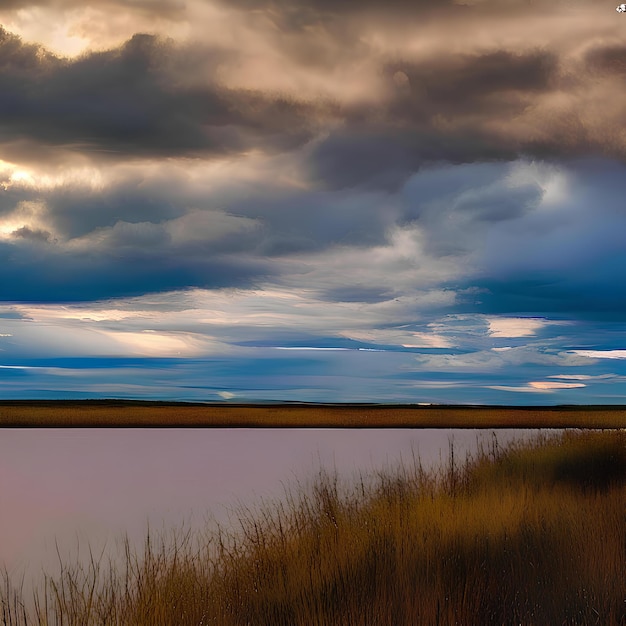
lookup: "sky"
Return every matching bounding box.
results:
[1,0,626,403]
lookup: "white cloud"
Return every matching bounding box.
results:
[338,328,453,348]
[406,381,475,389]
[277,223,469,298]
[528,381,586,389]
[486,385,551,393]
[2,287,457,359]
[486,381,586,392]
[569,349,626,359]
[99,330,225,357]
[0,159,106,192]
[0,313,235,358]
[505,160,571,209]
[547,373,616,380]
[487,317,550,338]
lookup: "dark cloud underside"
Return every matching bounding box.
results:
[0,29,325,159]
[0,24,623,176]
[0,7,624,317]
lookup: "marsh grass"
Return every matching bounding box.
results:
[2,430,625,625]
[1,402,625,427]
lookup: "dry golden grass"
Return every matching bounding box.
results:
[0,401,625,427]
[2,429,625,625]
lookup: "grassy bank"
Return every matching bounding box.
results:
[1,402,626,427]
[2,430,625,625]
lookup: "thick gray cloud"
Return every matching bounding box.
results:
[0,28,326,161]
[386,50,557,115]
[11,225,54,242]
[0,2,624,406]
[308,128,520,192]
[584,43,626,75]
[0,17,623,190]
[0,235,276,302]
[307,48,588,191]
[0,154,621,314]
[212,0,594,24]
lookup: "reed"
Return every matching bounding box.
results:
[2,429,624,625]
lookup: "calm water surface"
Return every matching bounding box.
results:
[1,427,551,583]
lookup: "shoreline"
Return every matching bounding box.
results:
[0,401,624,427]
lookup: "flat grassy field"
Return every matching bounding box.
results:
[0,400,625,427]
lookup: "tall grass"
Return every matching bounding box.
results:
[2,429,625,625]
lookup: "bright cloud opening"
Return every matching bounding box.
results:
[528,381,586,390]
[487,317,549,338]
[570,350,626,360]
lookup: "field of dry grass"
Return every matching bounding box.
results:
[2,429,625,625]
[0,400,625,427]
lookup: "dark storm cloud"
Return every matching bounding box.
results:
[11,225,54,242]
[0,10,622,311]
[460,273,626,319]
[46,182,184,239]
[0,28,325,160]
[219,0,599,12]
[211,0,560,27]
[224,0,447,12]
[229,187,395,253]
[0,163,400,303]
[0,26,55,69]
[308,130,519,191]
[386,50,557,114]
[585,43,626,75]
[8,164,395,254]
[211,0,451,38]
[0,21,621,186]
[0,238,276,302]
[309,49,559,190]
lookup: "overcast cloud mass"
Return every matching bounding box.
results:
[1,0,626,403]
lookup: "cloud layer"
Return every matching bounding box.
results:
[0,0,625,402]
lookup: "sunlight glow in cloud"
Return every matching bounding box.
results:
[485,385,552,393]
[99,331,224,358]
[338,329,453,349]
[570,350,626,359]
[487,318,550,338]
[528,381,586,390]
[0,201,55,241]
[486,381,586,392]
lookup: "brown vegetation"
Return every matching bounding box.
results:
[2,429,625,625]
[0,401,625,427]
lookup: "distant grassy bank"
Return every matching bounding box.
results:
[0,400,625,427]
[2,429,625,625]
